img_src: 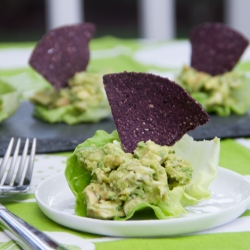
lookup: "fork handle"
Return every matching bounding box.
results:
[0,207,68,250]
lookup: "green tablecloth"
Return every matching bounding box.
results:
[0,37,250,250]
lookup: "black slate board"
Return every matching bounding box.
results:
[0,102,116,156]
[0,101,250,156]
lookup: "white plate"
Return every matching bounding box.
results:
[35,167,250,237]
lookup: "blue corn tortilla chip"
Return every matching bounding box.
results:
[190,22,249,76]
[103,72,209,153]
[29,23,95,89]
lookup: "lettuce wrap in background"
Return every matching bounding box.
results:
[176,66,250,116]
[0,80,19,122]
[30,72,111,125]
[65,130,220,220]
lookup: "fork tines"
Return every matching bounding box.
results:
[0,138,37,194]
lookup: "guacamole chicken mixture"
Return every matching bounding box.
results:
[30,71,110,124]
[76,139,192,219]
[177,65,250,116]
[31,72,103,109]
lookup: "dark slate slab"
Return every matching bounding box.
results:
[0,102,116,156]
[0,101,249,156]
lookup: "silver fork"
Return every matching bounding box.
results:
[0,138,36,195]
[0,138,68,250]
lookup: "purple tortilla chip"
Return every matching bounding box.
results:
[190,22,249,76]
[29,23,95,89]
[103,72,209,153]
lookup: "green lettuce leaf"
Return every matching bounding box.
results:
[65,130,120,216]
[0,80,20,122]
[229,75,250,115]
[65,130,220,219]
[32,100,111,125]
[0,68,51,100]
[173,134,220,205]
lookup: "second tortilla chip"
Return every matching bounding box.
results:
[103,72,209,153]
[190,22,249,76]
[29,23,95,89]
